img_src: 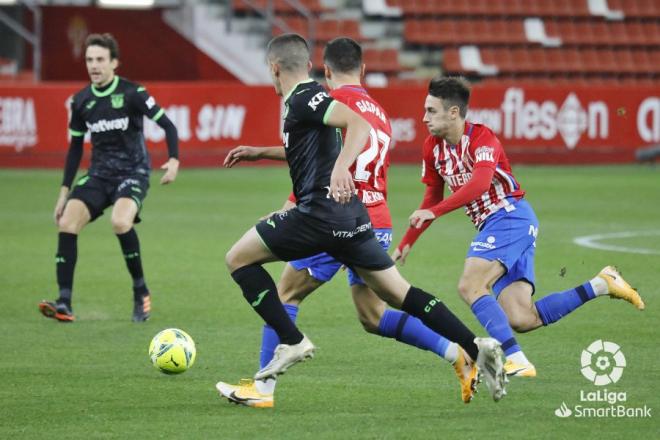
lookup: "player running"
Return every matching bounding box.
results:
[393,76,645,378]
[220,34,507,405]
[217,38,477,407]
[38,33,179,322]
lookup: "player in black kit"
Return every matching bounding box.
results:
[223,34,507,401]
[38,33,179,323]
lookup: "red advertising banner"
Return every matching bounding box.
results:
[0,83,658,167]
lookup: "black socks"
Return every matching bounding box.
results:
[401,286,479,361]
[56,232,77,307]
[231,264,303,345]
[117,228,148,298]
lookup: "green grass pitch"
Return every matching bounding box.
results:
[0,165,657,439]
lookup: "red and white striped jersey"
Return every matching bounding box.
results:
[421,122,524,227]
[332,85,393,228]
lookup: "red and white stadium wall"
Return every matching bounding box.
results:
[0,83,658,167]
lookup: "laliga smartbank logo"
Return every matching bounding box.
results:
[554,340,652,419]
[580,339,626,386]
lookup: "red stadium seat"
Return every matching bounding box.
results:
[630,49,653,73]
[591,21,615,46]
[563,48,587,73]
[607,22,631,46]
[648,49,660,73]
[442,48,463,73]
[614,48,637,74]
[364,49,400,73]
[556,21,579,45]
[508,48,534,74]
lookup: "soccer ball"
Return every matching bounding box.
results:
[149,328,196,374]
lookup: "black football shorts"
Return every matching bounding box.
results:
[68,174,149,222]
[256,207,394,272]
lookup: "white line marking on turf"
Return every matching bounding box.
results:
[573,230,660,255]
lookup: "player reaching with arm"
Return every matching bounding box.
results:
[39,33,179,323]
[219,34,508,406]
[393,76,644,378]
[218,38,478,407]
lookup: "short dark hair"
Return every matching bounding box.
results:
[266,33,310,73]
[323,37,362,73]
[428,76,470,118]
[84,33,120,60]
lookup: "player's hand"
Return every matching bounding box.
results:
[409,209,435,228]
[53,191,68,225]
[391,244,411,266]
[329,165,356,204]
[160,158,179,185]
[223,146,261,168]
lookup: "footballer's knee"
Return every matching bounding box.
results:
[457,277,488,305]
[111,217,133,234]
[225,246,243,273]
[58,218,82,234]
[500,300,541,333]
[278,283,301,305]
[507,315,535,333]
[357,313,380,334]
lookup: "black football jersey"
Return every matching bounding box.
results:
[283,79,365,219]
[69,76,165,179]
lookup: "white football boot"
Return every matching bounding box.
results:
[254,334,315,380]
[474,337,507,402]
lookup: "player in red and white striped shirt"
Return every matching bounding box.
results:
[393,77,644,381]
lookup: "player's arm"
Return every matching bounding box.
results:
[392,182,444,265]
[131,86,179,184]
[154,112,179,185]
[409,166,495,227]
[324,101,371,203]
[55,101,87,224]
[223,146,286,168]
[409,137,499,227]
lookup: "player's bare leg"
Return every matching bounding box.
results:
[225,228,314,381]
[58,199,91,234]
[355,265,506,401]
[498,281,542,333]
[496,281,539,377]
[278,263,324,306]
[350,283,386,334]
[39,200,91,322]
[457,257,534,376]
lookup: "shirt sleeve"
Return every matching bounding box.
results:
[293,88,336,126]
[420,137,444,186]
[130,85,165,121]
[396,183,444,252]
[68,98,87,138]
[468,129,502,170]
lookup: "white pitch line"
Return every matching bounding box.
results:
[573,230,660,255]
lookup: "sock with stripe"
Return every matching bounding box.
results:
[535,281,598,326]
[378,309,458,363]
[471,294,525,360]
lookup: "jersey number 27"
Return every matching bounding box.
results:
[354,128,391,189]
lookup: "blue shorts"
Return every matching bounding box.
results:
[290,228,392,286]
[467,199,538,297]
